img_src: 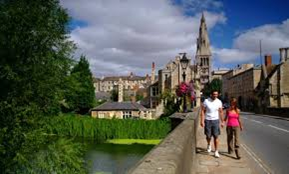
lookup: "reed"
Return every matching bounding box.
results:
[46,114,171,142]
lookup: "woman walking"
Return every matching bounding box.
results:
[225,97,243,159]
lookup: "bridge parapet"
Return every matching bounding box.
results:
[128,107,201,174]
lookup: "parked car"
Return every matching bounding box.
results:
[223,103,230,109]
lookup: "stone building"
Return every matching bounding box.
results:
[145,54,202,114]
[195,13,212,88]
[212,69,230,80]
[93,77,101,93]
[222,64,261,110]
[93,72,150,93]
[91,74,154,119]
[257,48,289,110]
[90,101,153,119]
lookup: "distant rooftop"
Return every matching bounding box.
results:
[91,101,148,111]
[103,76,146,81]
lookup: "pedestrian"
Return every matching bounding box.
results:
[200,90,224,158]
[224,97,243,159]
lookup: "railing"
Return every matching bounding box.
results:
[127,107,201,174]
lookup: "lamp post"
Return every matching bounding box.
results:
[180,53,189,112]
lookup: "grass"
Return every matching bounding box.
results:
[106,139,162,145]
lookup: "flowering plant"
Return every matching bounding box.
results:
[175,82,194,97]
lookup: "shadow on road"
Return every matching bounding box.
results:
[219,152,238,160]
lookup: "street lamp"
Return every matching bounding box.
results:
[179,53,189,112]
[180,53,189,81]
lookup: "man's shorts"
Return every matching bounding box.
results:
[204,119,220,139]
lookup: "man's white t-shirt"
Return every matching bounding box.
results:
[203,98,222,120]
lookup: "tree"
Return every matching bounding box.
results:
[161,89,179,116]
[202,78,222,97]
[0,0,76,171]
[64,56,96,114]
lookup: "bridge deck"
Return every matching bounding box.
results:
[195,124,256,174]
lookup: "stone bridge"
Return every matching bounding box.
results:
[128,107,256,174]
[127,108,200,174]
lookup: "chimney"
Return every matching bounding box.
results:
[264,54,272,67]
[280,48,286,63]
[118,78,123,102]
[151,62,155,83]
[286,47,289,61]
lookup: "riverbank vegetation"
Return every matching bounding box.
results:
[46,115,171,141]
[0,0,95,172]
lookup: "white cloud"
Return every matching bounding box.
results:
[234,19,289,54]
[213,48,257,63]
[60,0,226,76]
[215,19,289,64]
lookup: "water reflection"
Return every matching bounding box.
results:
[83,141,154,174]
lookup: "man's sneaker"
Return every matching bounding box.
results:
[214,151,220,158]
[207,145,211,152]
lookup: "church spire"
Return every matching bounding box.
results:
[196,12,211,56]
[201,12,205,22]
[195,12,212,88]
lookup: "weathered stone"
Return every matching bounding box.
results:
[196,164,209,173]
[199,160,219,166]
[128,111,199,174]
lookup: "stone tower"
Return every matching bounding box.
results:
[195,12,212,89]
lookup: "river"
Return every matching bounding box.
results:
[83,141,154,174]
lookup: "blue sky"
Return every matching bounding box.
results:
[210,0,289,46]
[62,0,289,76]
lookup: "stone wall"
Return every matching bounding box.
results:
[128,108,200,174]
[281,61,289,107]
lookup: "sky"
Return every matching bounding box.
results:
[60,0,289,77]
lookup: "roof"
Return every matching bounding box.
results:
[93,77,101,82]
[228,66,261,79]
[103,76,146,81]
[91,101,148,111]
[150,81,159,87]
[212,70,230,75]
[95,91,110,100]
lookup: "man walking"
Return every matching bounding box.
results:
[200,90,224,158]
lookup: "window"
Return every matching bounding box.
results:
[152,87,158,96]
[98,113,105,118]
[123,111,132,119]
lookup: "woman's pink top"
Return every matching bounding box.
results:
[227,110,240,127]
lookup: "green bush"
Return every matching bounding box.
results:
[14,138,87,174]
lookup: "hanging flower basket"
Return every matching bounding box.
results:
[175,82,194,97]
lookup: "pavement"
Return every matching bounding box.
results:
[195,122,257,174]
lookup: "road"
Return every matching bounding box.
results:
[240,112,289,174]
